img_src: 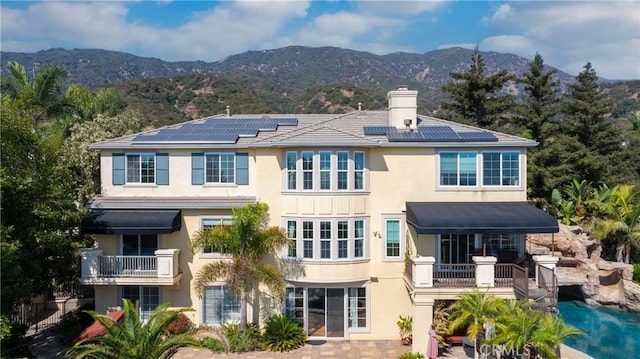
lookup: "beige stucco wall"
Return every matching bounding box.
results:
[90,143,529,339]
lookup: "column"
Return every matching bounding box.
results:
[155,249,180,279]
[412,296,435,354]
[532,255,559,286]
[413,256,436,288]
[80,248,103,279]
[473,256,497,288]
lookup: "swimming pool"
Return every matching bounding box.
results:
[558,300,640,359]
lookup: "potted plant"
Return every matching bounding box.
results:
[397,315,413,345]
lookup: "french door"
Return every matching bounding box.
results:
[122,234,158,256]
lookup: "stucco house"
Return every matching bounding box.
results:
[79,87,558,352]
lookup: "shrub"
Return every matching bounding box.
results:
[55,311,86,345]
[634,263,640,282]
[222,323,262,353]
[262,314,306,352]
[399,352,425,359]
[167,313,194,334]
[201,337,226,353]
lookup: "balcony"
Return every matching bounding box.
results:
[79,248,182,286]
[404,255,515,292]
[404,255,558,306]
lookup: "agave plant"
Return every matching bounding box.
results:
[262,314,306,352]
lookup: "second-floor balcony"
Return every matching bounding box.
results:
[79,248,182,286]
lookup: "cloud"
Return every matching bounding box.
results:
[482,1,640,79]
[356,0,450,15]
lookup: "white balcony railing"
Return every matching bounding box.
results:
[80,248,181,285]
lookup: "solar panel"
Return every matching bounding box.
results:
[457,132,498,141]
[386,127,428,142]
[132,117,298,143]
[420,126,459,141]
[363,126,390,136]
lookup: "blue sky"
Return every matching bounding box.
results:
[1,1,639,79]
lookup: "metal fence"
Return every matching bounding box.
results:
[494,263,514,287]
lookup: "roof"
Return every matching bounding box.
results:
[406,202,559,234]
[90,111,537,150]
[75,310,125,343]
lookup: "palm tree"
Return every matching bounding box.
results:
[627,110,640,134]
[594,184,640,263]
[488,307,582,359]
[190,202,291,331]
[1,61,71,129]
[448,290,504,359]
[61,299,200,359]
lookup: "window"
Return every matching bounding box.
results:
[483,152,520,186]
[122,286,159,321]
[354,152,364,190]
[191,152,247,186]
[337,221,349,259]
[482,234,523,257]
[320,151,331,190]
[320,221,331,259]
[354,220,364,258]
[285,150,366,191]
[287,220,297,258]
[287,152,297,190]
[302,151,314,190]
[337,151,349,190]
[439,152,477,186]
[303,221,314,259]
[440,233,475,264]
[206,153,235,183]
[285,287,304,325]
[203,285,240,325]
[127,154,155,183]
[385,219,401,258]
[348,287,367,328]
[201,218,232,253]
[285,218,367,261]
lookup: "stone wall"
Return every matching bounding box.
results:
[528,223,640,313]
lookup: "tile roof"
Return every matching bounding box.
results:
[90,111,536,149]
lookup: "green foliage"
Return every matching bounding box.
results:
[191,203,291,331]
[1,95,90,314]
[262,314,306,352]
[221,323,262,353]
[60,299,200,359]
[514,53,561,145]
[59,110,143,205]
[441,47,516,128]
[633,263,640,282]
[448,290,503,342]
[593,184,640,263]
[432,302,451,348]
[55,310,88,345]
[398,352,425,359]
[396,315,413,344]
[200,337,226,353]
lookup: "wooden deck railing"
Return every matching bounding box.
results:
[494,263,514,287]
[433,264,476,288]
[98,256,157,277]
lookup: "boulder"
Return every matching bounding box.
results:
[597,260,633,281]
[622,280,640,313]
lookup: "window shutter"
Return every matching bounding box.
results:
[112,153,125,185]
[236,152,248,185]
[192,153,204,185]
[156,153,169,185]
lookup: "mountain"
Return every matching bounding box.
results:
[2,46,638,125]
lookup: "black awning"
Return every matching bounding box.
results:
[81,209,182,235]
[406,202,558,234]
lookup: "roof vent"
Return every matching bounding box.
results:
[226,105,231,117]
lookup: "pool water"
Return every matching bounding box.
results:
[558,301,640,359]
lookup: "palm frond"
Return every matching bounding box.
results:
[193,261,231,297]
[253,263,287,302]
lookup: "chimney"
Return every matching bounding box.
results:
[226,105,231,117]
[387,87,418,130]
